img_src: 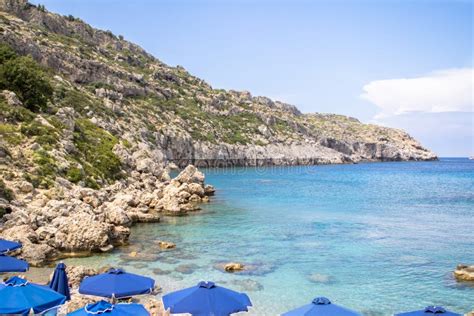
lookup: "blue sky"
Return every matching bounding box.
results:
[31,0,473,156]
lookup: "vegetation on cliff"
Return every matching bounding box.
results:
[0,0,436,194]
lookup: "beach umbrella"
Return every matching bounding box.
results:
[0,276,66,315]
[281,297,361,316]
[162,281,252,316]
[67,300,150,316]
[49,262,71,300]
[0,254,28,273]
[79,268,155,299]
[395,306,461,316]
[0,238,21,254]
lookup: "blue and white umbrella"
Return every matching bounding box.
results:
[163,281,252,316]
[395,306,461,316]
[0,238,22,254]
[282,297,361,316]
[67,300,149,316]
[79,268,155,299]
[0,254,28,273]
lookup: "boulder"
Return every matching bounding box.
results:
[224,262,245,272]
[453,264,474,282]
[175,165,205,184]
[1,90,22,106]
[18,181,34,193]
[308,273,333,284]
[156,240,176,250]
[204,184,216,196]
[65,265,100,288]
[1,225,55,266]
[187,183,205,196]
[127,211,161,223]
[104,207,131,227]
[52,213,123,251]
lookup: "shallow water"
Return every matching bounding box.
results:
[64,158,474,315]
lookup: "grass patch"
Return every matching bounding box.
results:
[0,123,22,145]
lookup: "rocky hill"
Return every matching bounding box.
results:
[0,1,436,264]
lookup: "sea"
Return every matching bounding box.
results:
[63,158,474,315]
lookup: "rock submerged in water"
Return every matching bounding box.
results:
[214,261,275,276]
[156,240,176,250]
[231,279,264,292]
[308,273,334,284]
[453,264,474,282]
[224,262,245,272]
[175,263,199,274]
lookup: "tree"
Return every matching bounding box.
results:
[0,55,53,112]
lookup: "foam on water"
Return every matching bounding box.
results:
[64,158,474,315]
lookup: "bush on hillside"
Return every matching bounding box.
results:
[0,43,53,112]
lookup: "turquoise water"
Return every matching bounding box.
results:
[65,158,474,315]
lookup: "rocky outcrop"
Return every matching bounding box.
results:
[0,165,213,265]
[156,240,176,250]
[454,264,474,282]
[224,262,245,272]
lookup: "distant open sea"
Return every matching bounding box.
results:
[64,158,474,315]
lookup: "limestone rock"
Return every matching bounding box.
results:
[156,240,176,249]
[18,181,34,193]
[175,165,205,184]
[204,184,216,196]
[1,90,22,106]
[308,273,333,284]
[454,264,474,282]
[224,262,245,272]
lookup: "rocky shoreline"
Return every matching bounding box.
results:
[0,165,214,267]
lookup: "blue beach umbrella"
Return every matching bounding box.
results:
[79,268,155,299]
[49,262,71,300]
[395,306,461,316]
[282,297,361,316]
[0,254,29,272]
[67,300,150,316]
[162,281,252,316]
[0,276,66,315]
[0,238,21,254]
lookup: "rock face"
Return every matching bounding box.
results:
[453,264,474,282]
[0,1,436,176]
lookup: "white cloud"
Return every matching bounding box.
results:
[361,68,473,118]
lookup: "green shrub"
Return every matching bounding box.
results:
[0,123,22,145]
[20,120,60,146]
[0,179,14,218]
[0,53,53,112]
[0,43,16,64]
[73,119,122,183]
[0,179,14,202]
[66,167,83,183]
[0,95,36,124]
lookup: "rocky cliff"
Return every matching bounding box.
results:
[0,1,436,264]
[0,0,436,171]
